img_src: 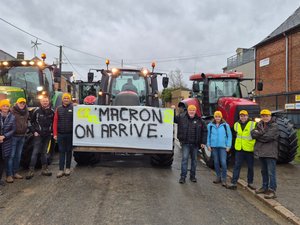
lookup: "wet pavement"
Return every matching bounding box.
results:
[227,157,300,219]
[0,145,291,225]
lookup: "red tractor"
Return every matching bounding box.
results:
[179,72,298,168]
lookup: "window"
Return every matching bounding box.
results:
[43,68,54,94]
[208,79,240,103]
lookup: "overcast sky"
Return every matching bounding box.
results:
[0,0,299,87]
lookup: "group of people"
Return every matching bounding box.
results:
[0,93,74,195]
[176,105,279,199]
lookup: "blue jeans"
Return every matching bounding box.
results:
[30,135,51,168]
[212,147,227,182]
[7,136,25,176]
[259,157,277,191]
[180,144,198,178]
[231,150,254,184]
[57,134,73,170]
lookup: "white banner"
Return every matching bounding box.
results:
[73,105,174,151]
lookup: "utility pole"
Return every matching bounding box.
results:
[58,45,63,91]
[121,59,123,68]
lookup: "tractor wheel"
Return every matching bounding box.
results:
[273,115,298,163]
[200,146,214,169]
[151,153,174,167]
[73,152,101,166]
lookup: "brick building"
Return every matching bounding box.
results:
[254,7,300,110]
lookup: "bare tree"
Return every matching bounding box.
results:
[168,69,187,89]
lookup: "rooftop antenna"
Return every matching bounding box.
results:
[31,38,41,57]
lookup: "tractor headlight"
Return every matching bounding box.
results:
[111,68,119,75]
[37,61,44,67]
[37,86,43,91]
[141,68,149,77]
[21,61,27,66]
[2,61,9,66]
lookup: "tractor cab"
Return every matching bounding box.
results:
[99,67,168,107]
[0,55,60,107]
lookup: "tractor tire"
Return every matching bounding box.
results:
[151,153,174,167]
[273,115,298,163]
[200,146,214,169]
[73,152,101,166]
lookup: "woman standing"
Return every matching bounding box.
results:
[0,99,16,188]
[207,111,232,187]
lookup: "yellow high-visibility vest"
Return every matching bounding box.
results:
[234,121,256,152]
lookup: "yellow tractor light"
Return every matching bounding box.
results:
[41,53,46,61]
[105,59,110,65]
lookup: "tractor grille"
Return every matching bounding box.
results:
[235,105,260,122]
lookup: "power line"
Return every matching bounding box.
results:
[0,17,59,47]
[62,51,82,77]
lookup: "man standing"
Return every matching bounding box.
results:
[8,98,29,181]
[53,93,74,178]
[251,109,279,199]
[26,96,54,179]
[227,110,256,190]
[176,104,207,184]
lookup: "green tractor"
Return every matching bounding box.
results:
[0,53,62,168]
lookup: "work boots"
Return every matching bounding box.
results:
[41,165,52,176]
[26,168,34,180]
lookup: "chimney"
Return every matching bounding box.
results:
[16,52,24,60]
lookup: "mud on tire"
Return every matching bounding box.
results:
[273,115,298,163]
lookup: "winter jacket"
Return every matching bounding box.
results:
[11,104,29,136]
[0,112,16,158]
[53,103,73,136]
[207,120,232,148]
[251,119,279,159]
[30,106,54,136]
[175,112,207,145]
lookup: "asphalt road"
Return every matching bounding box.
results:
[0,146,291,225]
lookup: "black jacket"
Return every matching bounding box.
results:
[31,106,54,136]
[175,112,207,145]
[56,104,73,134]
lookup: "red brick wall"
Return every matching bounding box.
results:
[289,32,300,91]
[256,38,286,95]
[256,31,300,95]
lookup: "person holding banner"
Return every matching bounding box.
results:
[53,93,74,178]
[176,104,207,184]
